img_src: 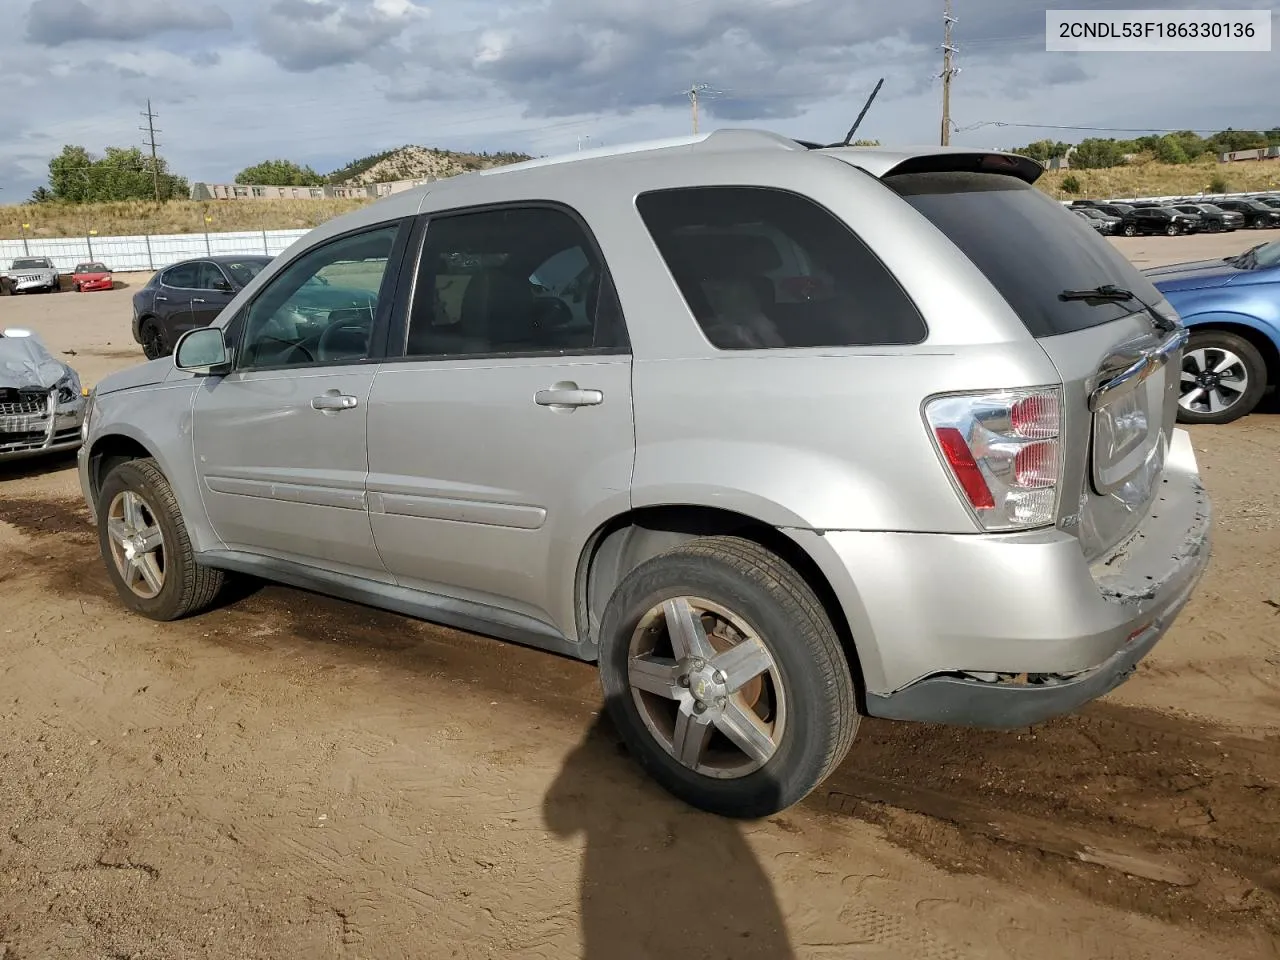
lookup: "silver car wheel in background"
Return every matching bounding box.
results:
[1180,347,1249,417]
[627,596,786,780]
[106,490,167,599]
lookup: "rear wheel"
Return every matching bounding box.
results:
[1122,222,1138,237]
[1177,330,1267,425]
[97,458,224,620]
[140,320,167,360]
[598,536,858,818]
[1164,223,1181,236]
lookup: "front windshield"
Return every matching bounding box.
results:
[222,259,270,286]
[76,263,107,273]
[12,258,50,270]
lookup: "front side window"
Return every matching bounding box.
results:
[635,186,926,350]
[403,205,624,357]
[194,262,230,290]
[236,223,399,370]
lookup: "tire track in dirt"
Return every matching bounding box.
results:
[4,493,1279,945]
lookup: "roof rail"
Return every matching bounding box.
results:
[478,128,805,178]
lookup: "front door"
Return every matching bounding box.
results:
[191,220,407,579]
[365,205,634,633]
[189,261,237,330]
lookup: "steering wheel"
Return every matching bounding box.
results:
[317,319,370,362]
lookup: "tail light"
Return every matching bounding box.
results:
[924,387,1064,531]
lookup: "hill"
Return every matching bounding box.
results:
[3,158,1278,241]
[327,146,533,185]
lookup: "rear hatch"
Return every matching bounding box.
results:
[883,167,1184,561]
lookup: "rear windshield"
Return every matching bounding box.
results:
[884,171,1164,338]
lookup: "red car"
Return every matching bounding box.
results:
[72,262,113,292]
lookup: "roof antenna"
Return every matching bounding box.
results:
[834,78,884,147]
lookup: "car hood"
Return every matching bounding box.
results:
[94,357,173,396]
[1141,258,1244,292]
[0,334,71,390]
[4,265,57,278]
[74,272,110,280]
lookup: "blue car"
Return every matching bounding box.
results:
[1144,239,1280,424]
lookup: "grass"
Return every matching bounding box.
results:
[1038,158,1280,199]
[3,159,1279,239]
[0,198,373,240]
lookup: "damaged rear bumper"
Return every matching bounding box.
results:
[801,428,1210,730]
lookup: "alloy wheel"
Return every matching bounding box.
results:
[1180,347,1249,417]
[106,490,167,599]
[626,596,786,780]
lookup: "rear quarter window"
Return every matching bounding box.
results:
[884,171,1166,338]
[635,186,927,350]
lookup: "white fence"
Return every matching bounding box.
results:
[0,228,311,274]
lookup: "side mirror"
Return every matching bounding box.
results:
[174,327,229,374]
[212,278,233,293]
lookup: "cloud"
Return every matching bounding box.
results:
[25,0,232,45]
[256,0,427,72]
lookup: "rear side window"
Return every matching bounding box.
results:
[635,186,926,349]
[887,171,1164,338]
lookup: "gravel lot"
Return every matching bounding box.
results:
[1,231,1278,959]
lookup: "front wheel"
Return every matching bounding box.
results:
[139,320,167,360]
[1177,330,1268,425]
[97,458,225,620]
[1122,223,1138,237]
[598,536,858,818]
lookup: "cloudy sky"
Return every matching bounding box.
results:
[1,0,1277,198]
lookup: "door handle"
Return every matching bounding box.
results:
[192,297,207,303]
[155,295,168,301]
[311,394,359,411]
[535,382,603,409]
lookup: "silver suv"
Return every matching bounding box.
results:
[78,130,1211,817]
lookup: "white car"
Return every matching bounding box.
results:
[0,328,87,461]
[2,257,60,294]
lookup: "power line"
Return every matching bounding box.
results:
[140,99,162,202]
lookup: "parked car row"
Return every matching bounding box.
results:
[1072,195,1280,235]
[0,258,115,294]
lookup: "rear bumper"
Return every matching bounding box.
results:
[792,428,1210,729]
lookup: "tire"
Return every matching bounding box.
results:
[97,458,224,620]
[598,535,858,818]
[1165,223,1180,236]
[139,320,167,360]
[1122,223,1138,237]
[1176,329,1268,426]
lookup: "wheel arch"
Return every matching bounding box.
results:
[574,504,870,709]
[1182,313,1279,387]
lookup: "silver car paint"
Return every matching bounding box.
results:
[79,131,1210,713]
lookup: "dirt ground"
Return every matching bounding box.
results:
[1,232,1278,959]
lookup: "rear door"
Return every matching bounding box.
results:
[155,263,197,337]
[888,170,1183,560]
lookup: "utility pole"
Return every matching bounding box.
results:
[140,99,162,201]
[940,0,957,146]
[688,84,705,135]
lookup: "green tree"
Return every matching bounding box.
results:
[235,159,325,186]
[1060,173,1082,195]
[1154,134,1189,164]
[1209,173,1230,194]
[1072,138,1125,169]
[44,143,187,202]
[1205,129,1266,153]
[28,186,53,204]
[1012,139,1071,163]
